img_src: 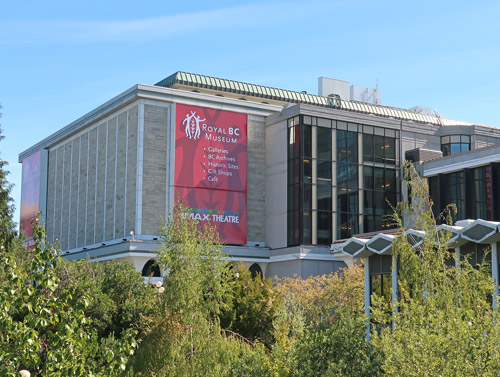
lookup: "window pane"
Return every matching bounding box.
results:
[317,127,332,160]
[441,144,451,156]
[317,160,332,180]
[363,133,373,162]
[303,184,312,210]
[287,210,300,246]
[347,164,358,189]
[374,135,385,163]
[303,124,312,158]
[303,159,312,183]
[287,183,300,211]
[317,181,332,210]
[385,169,396,192]
[348,191,359,213]
[384,137,396,164]
[317,211,332,245]
[374,167,385,190]
[346,131,358,163]
[288,126,300,159]
[451,143,461,155]
[364,191,374,215]
[303,211,312,244]
[364,166,374,190]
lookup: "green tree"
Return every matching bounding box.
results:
[371,162,500,376]
[220,263,282,348]
[128,204,273,376]
[0,221,137,376]
[56,259,155,339]
[0,108,19,251]
[273,267,381,377]
[292,312,383,377]
[275,265,365,326]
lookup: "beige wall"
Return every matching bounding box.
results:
[46,104,139,250]
[141,104,169,236]
[246,115,267,243]
[265,119,287,249]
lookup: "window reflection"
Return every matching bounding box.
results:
[441,135,470,156]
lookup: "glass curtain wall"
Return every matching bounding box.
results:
[429,164,497,223]
[287,115,399,246]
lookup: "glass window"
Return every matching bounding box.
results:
[363,134,373,163]
[374,135,385,163]
[337,212,359,239]
[317,160,332,181]
[317,181,332,210]
[337,162,358,189]
[288,183,300,211]
[364,166,374,190]
[317,211,332,245]
[288,126,300,159]
[317,127,331,160]
[303,159,312,183]
[303,211,312,244]
[303,124,312,158]
[303,184,312,210]
[287,210,300,246]
[337,130,358,163]
[441,135,470,156]
[384,137,396,164]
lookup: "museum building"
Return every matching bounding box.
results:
[18,71,500,279]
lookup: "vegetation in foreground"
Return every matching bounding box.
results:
[1,121,500,375]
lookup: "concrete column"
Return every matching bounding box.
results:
[392,254,398,331]
[455,246,461,268]
[492,242,499,311]
[364,257,371,339]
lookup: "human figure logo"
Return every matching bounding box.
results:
[182,111,205,140]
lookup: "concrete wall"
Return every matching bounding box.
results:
[247,115,267,243]
[141,104,169,236]
[46,103,139,250]
[265,119,287,249]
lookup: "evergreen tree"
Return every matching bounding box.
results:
[0,106,18,251]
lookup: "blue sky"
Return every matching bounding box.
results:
[1,0,500,225]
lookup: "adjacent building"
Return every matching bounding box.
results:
[19,72,500,278]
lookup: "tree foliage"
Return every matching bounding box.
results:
[0,115,18,252]
[371,162,500,376]
[56,259,155,340]
[128,204,273,376]
[0,221,137,376]
[220,263,282,347]
[275,265,365,327]
[274,266,381,377]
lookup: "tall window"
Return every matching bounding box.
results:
[287,116,399,246]
[363,167,397,232]
[337,127,360,239]
[441,135,470,156]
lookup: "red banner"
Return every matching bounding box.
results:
[20,151,41,248]
[174,104,247,244]
[174,187,247,244]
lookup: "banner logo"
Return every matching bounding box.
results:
[182,110,205,140]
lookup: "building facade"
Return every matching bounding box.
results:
[19,72,500,278]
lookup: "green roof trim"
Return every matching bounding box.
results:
[155,71,474,126]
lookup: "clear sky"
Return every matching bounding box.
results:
[1,0,500,225]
